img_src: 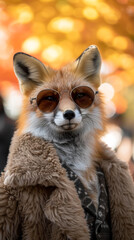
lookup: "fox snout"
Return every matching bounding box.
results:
[63,110,75,121]
[54,104,82,130]
[52,91,81,130]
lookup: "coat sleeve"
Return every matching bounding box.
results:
[0,175,20,240]
[98,142,134,240]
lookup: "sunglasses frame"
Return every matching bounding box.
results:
[30,86,99,113]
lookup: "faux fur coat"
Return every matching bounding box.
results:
[0,132,134,240]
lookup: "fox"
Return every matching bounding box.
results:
[0,45,134,240]
[13,45,104,209]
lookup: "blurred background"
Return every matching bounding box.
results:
[0,0,134,178]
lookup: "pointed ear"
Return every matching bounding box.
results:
[13,52,50,95]
[74,45,102,87]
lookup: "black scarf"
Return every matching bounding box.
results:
[62,163,112,240]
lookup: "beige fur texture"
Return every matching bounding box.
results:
[0,132,134,240]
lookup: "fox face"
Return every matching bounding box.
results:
[13,45,104,143]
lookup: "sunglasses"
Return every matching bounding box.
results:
[30,86,98,113]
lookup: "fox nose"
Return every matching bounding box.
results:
[63,110,75,120]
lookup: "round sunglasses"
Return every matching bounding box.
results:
[30,86,98,113]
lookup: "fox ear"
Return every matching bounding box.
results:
[75,45,101,87]
[13,52,50,95]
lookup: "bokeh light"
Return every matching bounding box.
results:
[22,36,41,54]
[97,27,114,43]
[101,125,122,150]
[83,7,99,20]
[49,17,74,33]
[4,88,22,120]
[112,36,128,50]
[42,44,63,63]
[8,4,34,24]
[99,83,115,101]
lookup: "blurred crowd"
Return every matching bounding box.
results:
[0,95,15,174]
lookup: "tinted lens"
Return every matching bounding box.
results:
[71,86,95,108]
[36,89,59,113]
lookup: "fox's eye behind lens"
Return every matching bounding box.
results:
[44,95,57,101]
[76,92,86,99]
[36,89,59,113]
[71,86,95,109]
